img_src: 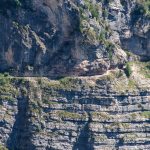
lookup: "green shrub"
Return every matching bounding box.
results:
[0,74,10,86]
[98,30,106,42]
[103,8,109,18]
[104,41,115,60]
[89,4,99,19]
[84,0,99,19]
[125,63,132,77]
[4,72,9,77]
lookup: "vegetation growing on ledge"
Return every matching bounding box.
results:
[138,61,150,78]
[0,73,11,86]
[108,122,130,130]
[0,73,17,100]
[0,145,8,150]
[110,61,150,93]
[92,112,112,120]
[123,61,150,79]
[0,73,28,102]
[84,0,99,19]
[141,111,150,119]
[136,0,150,16]
[56,111,87,120]
[125,63,132,77]
[0,60,149,100]
[39,76,89,91]
[79,0,112,43]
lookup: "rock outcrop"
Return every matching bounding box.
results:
[0,0,149,76]
[0,63,150,149]
[0,0,150,150]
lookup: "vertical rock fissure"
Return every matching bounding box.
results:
[73,113,94,150]
[6,85,35,150]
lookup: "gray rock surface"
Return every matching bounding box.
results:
[0,0,149,76]
[0,69,150,149]
[0,0,150,150]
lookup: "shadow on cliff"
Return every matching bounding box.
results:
[73,114,94,150]
[6,95,35,150]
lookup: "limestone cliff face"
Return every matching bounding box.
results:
[0,0,150,150]
[0,66,150,149]
[0,0,149,76]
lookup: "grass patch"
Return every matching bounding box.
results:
[84,0,99,19]
[0,145,8,150]
[141,111,150,119]
[0,75,18,97]
[56,111,87,120]
[92,112,112,119]
[139,61,150,78]
[38,77,80,91]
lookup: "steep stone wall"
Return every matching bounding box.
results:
[0,66,150,149]
[0,0,149,76]
[0,0,150,150]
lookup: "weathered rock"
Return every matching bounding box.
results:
[0,68,150,149]
[0,0,150,150]
[0,0,149,76]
